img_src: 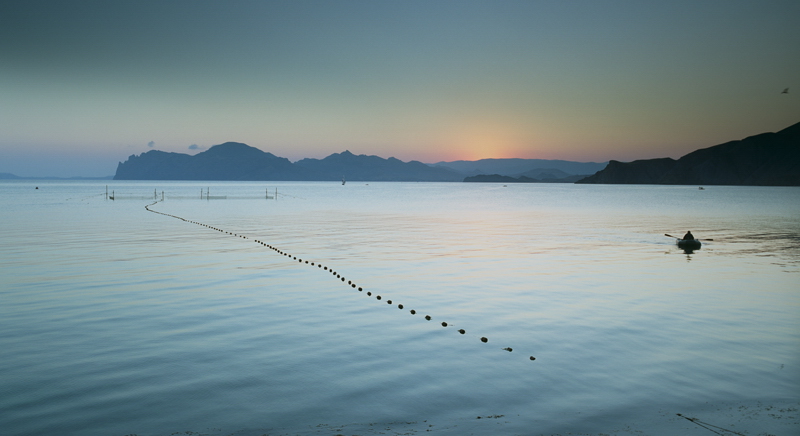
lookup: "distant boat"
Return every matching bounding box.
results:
[677,239,701,250]
[665,233,702,250]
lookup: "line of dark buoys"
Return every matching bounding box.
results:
[144,200,536,362]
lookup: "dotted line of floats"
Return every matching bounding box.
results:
[145,201,535,362]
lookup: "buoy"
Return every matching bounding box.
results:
[480,337,488,343]
[410,310,416,314]
[503,347,512,352]
[398,304,403,309]
[529,356,536,361]
[441,322,447,327]
[425,315,431,320]
[458,329,465,334]
[376,296,381,300]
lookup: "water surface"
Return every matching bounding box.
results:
[1,181,798,435]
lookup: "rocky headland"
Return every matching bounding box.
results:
[576,121,800,186]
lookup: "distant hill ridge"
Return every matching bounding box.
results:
[113,142,317,180]
[577,121,800,186]
[113,145,602,182]
[114,144,463,181]
[112,122,800,184]
[295,150,460,181]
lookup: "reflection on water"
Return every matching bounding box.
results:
[0,181,798,436]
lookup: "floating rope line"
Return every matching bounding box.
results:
[145,201,535,361]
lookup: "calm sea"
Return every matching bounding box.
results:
[1,180,798,436]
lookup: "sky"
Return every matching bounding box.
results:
[1,0,798,177]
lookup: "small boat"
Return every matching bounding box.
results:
[677,238,701,249]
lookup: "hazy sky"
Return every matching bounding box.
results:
[1,0,798,177]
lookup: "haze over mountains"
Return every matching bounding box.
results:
[113,147,605,182]
[7,121,789,185]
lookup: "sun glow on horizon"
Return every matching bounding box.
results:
[1,1,796,176]
[433,120,536,162]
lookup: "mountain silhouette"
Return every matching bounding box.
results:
[114,142,321,180]
[113,123,799,185]
[294,150,461,181]
[113,144,599,182]
[576,122,800,186]
[115,144,461,181]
